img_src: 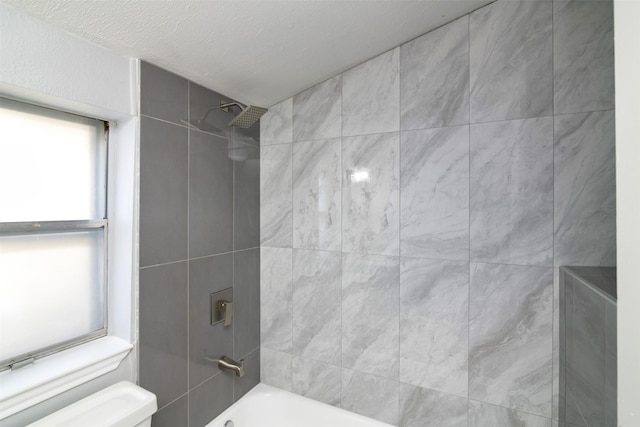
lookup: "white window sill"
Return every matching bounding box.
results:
[0,336,132,419]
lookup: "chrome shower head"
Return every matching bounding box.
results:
[220,101,268,129]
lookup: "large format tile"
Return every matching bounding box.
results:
[470,117,553,266]
[399,258,468,397]
[554,111,616,267]
[139,117,188,267]
[342,253,399,379]
[400,126,469,261]
[553,1,614,115]
[188,373,234,427]
[342,133,400,256]
[399,384,467,427]
[261,98,293,146]
[292,249,342,364]
[188,81,234,140]
[293,75,341,141]
[292,357,341,407]
[260,347,293,391]
[234,248,260,359]
[234,143,260,250]
[151,395,187,427]
[469,0,552,123]
[188,254,233,388]
[468,400,551,427]
[260,143,292,247]
[189,129,233,258]
[341,369,399,425]
[234,348,260,402]
[139,262,188,408]
[292,138,341,251]
[343,48,400,136]
[401,16,469,130]
[260,247,292,352]
[605,302,617,427]
[564,275,606,427]
[469,263,553,417]
[140,61,188,125]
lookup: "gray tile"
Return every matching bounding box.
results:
[151,395,187,427]
[188,254,233,388]
[341,369,399,425]
[468,400,552,427]
[234,248,260,359]
[343,48,400,136]
[470,0,552,123]
[554,111,616,267]
[292,249,342,364]
[564,276,606,426]
[139,262,188,408]
[553,1,614,115]
[233,142,260,250]
[401,16,469,130]
[188,81,233,139]
[604,301,617,427]
[140,61,188,125]
[293,75,342,141]
[260,247,292,352]
[400,258,468,397]
[292,138,341,251]
[399,383,467,427]
[189,129,234,258]
[292,357,341,407]
[400,125,469,261]
[261,98,293,146]
[342,253,399,379]
[139,116,188,267]
[234,347,260,402]
[188,373,233,427]
[469,263,553,417]
[470,117,553,266]
[260,143,292,248]
[342,132,400,256]
[260,347,293,391]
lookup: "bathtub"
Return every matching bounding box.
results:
[206,383,394,427]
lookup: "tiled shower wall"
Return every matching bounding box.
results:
[259,0,615,425]
[138,62,260,427]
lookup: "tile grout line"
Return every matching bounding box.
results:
[186,81,191,427]
[467,12,472,426]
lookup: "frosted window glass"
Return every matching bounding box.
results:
[0,100,105,222]
[0,231,105,362]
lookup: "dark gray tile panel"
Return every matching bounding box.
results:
[151,395,187,427]
[139,117,188,267]
[140,262,188,408]
[141,61,188,125]
[233,143,260,250]
[189,129,234,258]
[189,254,234,388]
[233,248,260,359]
[188,373,234,427]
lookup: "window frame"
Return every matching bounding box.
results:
[0,100,111,371]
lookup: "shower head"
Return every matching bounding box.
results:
[220,101,268,128]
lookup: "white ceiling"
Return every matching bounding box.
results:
[1,0,491,107]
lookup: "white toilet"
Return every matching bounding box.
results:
[27,381,157,427]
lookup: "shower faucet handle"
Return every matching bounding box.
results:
[219,300,233,326]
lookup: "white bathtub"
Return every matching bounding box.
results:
[206,383,394,427]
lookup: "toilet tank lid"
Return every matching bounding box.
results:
[27,381,157,427]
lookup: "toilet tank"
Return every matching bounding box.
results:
[27,381,157,427]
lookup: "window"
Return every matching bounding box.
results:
[0,98,108,371]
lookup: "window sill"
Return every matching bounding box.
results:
[0,336,132,419]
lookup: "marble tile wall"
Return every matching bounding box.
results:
[139,62,260,427]
[259,0,615,425]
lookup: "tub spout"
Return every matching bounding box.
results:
[206,355,245,377]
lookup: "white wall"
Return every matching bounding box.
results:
[0,3,134,119]
[614,0,640,426]
[0,4,138,426]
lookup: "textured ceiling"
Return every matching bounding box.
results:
[1,0,492,107]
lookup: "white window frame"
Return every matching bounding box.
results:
[0,100,138,420]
